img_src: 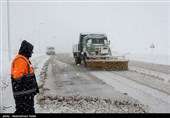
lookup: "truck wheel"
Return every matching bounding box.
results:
[75,57,81,64]
[83,57,87,67]
[78,57,81,64]
[75,58,78,64]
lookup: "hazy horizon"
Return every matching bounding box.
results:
[1,0,170,59]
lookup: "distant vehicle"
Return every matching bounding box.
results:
[46,46,55,55]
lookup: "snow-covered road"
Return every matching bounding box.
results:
[1,53,170,113]
[91,71,170,112]
[35,55,148,113]
[47,53,170,113]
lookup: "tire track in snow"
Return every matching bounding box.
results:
[129,65,170,83]
[129,61,170,74]
[112,70,170,96]
[90,71,170,113]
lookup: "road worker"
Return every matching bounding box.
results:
[11,40,39,114]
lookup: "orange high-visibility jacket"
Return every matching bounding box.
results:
[11,54,34,80]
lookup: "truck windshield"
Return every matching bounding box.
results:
[92,39,106,44]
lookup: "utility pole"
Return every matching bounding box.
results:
[7,0,11,61]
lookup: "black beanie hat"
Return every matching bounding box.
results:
[19,40,34,58]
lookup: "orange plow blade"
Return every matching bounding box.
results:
[86,59,128,70]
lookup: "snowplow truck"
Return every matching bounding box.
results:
[73,33,128,70]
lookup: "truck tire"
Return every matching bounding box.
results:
[75,57,81,65]
[83,55,87,67]
[83,58,87,67]
[78,57,82,64]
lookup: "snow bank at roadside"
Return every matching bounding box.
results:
[31,55,50,81]
[36,94,147,113]
[0,55,14,113]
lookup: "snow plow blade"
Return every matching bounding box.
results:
[86,59,128,70]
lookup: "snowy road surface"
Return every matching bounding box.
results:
[36,53,170,113]
[1,53,170,113]
[91,71,170,112]
[36,55,147,113]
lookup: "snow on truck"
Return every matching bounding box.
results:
[73,33,128,70]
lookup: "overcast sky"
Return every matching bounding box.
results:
[1,0,170,58]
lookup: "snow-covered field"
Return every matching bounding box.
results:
[127,53,170,66]
[111,51,170,66]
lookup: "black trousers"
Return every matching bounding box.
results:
[14,93,35,114]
